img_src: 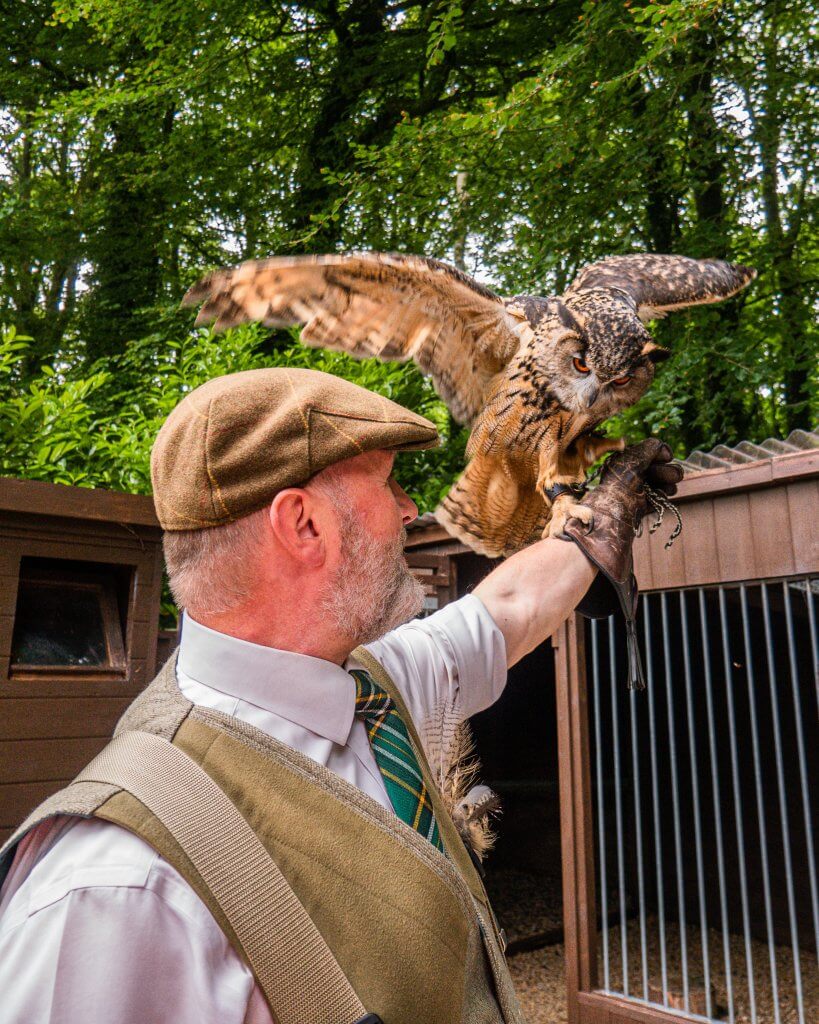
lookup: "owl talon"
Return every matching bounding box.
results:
[545,501,593,538]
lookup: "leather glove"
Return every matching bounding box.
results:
[560,439,683,690]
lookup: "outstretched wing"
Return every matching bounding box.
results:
[183,253,526,425]
[567,254,756,323]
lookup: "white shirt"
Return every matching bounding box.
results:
[0,595,506,1024]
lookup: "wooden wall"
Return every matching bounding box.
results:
[0,478,163,844]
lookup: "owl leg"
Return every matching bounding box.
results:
[535,434,593,538]
[547,493,593,538]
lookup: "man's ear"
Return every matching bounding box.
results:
[268,488,326,566]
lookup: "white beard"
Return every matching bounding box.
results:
[319,501,425,646]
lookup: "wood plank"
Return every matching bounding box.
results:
[0,677,143,698]
[0,779,72,827]
[0,533,149,564]
[748,486,795,578]
[555,615,597,1023]
[633,528,656,590]
[0,477,159,527]
[786,479,819,574]
[675,498,719,586]
[579,991,702,1024]
[713,492,756,582]
[0,697,130,740]
[0,737,107,784]
[0,574,19,618]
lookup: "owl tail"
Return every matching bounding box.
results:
[434,453,548,559]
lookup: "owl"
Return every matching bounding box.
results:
[183,252,755,558]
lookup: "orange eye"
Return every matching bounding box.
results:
[573,357,590,374]
[612,375,632,387]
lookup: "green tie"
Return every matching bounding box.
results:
[350,669,443,851]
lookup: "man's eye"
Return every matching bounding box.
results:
[573,357,590,374]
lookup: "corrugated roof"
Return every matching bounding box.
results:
[679,428,819,473]
[407,427,818,531]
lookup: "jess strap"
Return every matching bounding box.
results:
[74,731,380,1024]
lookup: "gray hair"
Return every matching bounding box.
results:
[162,463,351,618]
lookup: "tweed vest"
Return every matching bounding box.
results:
[0,649,525,1024]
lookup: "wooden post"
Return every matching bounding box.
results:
[554,613,597,1023]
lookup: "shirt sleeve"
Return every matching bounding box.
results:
[0,821,255,1024]
[360,593,507,733]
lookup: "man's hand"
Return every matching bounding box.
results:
[561,438,683,689]
[470,439,682,672]
[563,438,682,589]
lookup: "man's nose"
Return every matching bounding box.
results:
[390,478,418,526]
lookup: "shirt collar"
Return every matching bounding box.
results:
[177,613,356,746]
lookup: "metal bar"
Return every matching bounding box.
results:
[609,616,629,995]
[782,581,819,967]
[808,580,819,713]
[660,591,689,1010]
[739,585,780,1024]
[628,626,649,1000]
[719,587,757,1024]
[699,588,735,1023]
[760,583,806,1024]
[645,597,669,1008]
[679,591,712,1018]
[592,618,610,991]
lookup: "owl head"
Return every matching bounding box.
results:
[523,253,756,417]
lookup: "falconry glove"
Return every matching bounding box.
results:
[561,439,683,690]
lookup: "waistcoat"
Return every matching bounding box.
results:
[0,649,525,1024]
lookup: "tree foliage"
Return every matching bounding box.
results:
[0,0,816,506]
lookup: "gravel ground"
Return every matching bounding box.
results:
[506,916,817,1024]
[485,869,564,946]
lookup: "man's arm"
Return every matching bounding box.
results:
[473,537,595,668]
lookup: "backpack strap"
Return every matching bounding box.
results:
[74,730,375,1024]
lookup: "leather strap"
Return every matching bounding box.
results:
[74,731,368,1024]
[544,481,586,503]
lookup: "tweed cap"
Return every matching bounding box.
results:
[151,367,439,531]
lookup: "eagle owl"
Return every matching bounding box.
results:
[184,252,755,557]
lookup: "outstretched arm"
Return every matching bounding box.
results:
[473,538,595,668]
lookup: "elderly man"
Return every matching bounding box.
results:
[0,368,680,1024]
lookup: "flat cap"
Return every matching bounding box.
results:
[151,367,439,531]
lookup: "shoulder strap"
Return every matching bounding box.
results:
[73,731,369,1024]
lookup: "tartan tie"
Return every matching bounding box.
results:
[350,669,443,851]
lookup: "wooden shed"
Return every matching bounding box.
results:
[406,430,818,1024]
[0,478,164,845]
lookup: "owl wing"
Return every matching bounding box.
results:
[567,254,756,323]
[183,253,527,425]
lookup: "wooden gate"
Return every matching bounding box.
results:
[556,448,818,1024]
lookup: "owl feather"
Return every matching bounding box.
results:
[184,251,755,558]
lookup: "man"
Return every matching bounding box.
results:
[0,367,680,1023]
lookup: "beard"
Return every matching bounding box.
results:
[319,501,425,646]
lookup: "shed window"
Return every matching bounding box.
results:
[10,559,127,677]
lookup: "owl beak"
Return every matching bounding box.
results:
[587,385,600,407]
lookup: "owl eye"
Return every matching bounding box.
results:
[611,375,632,387]
[573,357,590,374]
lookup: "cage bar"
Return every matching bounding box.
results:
[679,591,712,1019]
[608,617,629,995]
[628,675,649,999]
[782,581,819,967]
[591,618,610,991]
[698,588,735,1023]
[644,597,670,1007]
[719,586,757,1024]
[660,591,690,1010]
[740,585,780,1024]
